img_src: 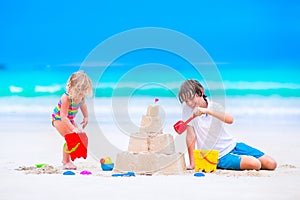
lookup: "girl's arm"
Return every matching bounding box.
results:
[60,94,78,132]
[80,99,89,129]
[193,105,234,124]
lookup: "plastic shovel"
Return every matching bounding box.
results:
[173,115,196,134]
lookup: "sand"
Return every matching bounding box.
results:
[1,97,300,200]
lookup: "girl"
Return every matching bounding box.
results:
[178,79,277,171]
[52,71,93,170]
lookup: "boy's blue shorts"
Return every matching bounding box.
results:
[217,142,264,170]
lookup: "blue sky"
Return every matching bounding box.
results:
[1,0,299,68]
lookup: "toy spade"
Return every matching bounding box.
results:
[173,115,196,134]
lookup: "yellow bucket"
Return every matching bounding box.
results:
[194,150,219,173]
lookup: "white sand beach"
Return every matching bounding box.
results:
[0,96,300,200]
[2,0,300,199]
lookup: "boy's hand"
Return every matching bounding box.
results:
[193,106,207,116]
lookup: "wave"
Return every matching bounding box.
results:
[35,85,62,93]
[97,81,300,90]
[1,96,300,118]
[9,86,23,93]
[222,81,300,90]
[1,81,300,97]
[2,84,65,97]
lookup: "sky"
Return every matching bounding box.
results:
[1,0,300,68]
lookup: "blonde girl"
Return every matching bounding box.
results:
[52,71,93,170]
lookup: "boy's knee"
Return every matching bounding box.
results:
[268,160,277,170]
[252,159,262,170]
[240,156,261,170]
[259,155,277,170]
[248,158,261,170]
[263,158,277,170]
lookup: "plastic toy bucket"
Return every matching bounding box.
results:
[193,150,219,173]
[64,133,88,161]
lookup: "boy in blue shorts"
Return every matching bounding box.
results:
[178,80,277,170]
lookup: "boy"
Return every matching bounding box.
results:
[178,79,277,170]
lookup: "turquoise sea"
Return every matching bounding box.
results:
[1,47,300,133]
[1,61,300,98]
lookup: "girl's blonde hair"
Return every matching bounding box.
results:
[66,71,93,100]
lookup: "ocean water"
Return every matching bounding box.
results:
[1,46,300,127]
[1,58,300,124]
[1,62,300,98]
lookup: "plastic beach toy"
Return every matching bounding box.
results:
[63,171,76,175]
[173,115,196,134]
[80,170,92,175]
[194,172,205,177]
[112,172,135,177]
[194,150,219,173]
[35,164,48,168]
[64,132,88,161]
[101,163,114,171]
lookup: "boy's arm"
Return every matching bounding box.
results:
[207,109,233,124]
[186,125,196,170]
[193,105,234,124]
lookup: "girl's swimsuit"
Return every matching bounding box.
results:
[51,92,82,125]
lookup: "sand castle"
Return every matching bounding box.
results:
[114,102,186,175]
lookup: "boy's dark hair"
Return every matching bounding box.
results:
[178,79,207,104]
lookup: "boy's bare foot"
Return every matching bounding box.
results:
[186,165,195,170]
[63,162,77,170]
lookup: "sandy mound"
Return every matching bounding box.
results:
[15,165,61,175]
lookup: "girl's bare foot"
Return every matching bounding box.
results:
[63,162,77,170]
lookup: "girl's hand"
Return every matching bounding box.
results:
[72,127,80,133]
[81,117,88,129]
[193,106,208,116]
